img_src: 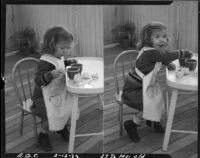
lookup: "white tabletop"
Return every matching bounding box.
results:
[166,55,198,91]
[65,57,104,94]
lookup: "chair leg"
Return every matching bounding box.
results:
[32,114,38,141]
[20,111,24,135]
[97,94,104,110]
[119,104,123,136]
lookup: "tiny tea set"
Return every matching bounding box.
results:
[175,55,197,78]
[65,59,98,86]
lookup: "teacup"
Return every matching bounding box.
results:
[183,67,190,75]
[71,63,83,74]
[176,68,184,78]
[181,50,193,59]
[64,59,77,67]
[179,58,186,67]
[67,67,80,80]
[185,59,197,71]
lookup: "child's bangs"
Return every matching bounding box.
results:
[150,24,167,33]
[56,31,73,43]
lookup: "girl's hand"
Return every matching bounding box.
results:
[181,50,193,59]
[51,68,64,78]
[64,59,77,67]
[57,73,66,83]
[167,63,176,71]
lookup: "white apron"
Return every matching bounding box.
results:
[135,47,165,121]
[40,54,79,131]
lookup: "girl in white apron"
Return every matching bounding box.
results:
[122,22,193,142]
[32,26,78,151]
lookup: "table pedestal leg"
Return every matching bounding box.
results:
[68,94,78,153]
[162,89,178,151]
[97,94,104,110]
[165,88,169,116]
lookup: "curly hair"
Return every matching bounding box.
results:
[41,26,73,54]
[137,21,168,50]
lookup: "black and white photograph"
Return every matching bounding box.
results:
[4,4,104,153]
[2,0,198,157]
[103,1,198,156]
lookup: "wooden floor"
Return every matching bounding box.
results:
[103,46,198,157]
[4,46,198,157]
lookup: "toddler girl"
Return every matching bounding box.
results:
[31,26,74,151]
[122,21,192,142]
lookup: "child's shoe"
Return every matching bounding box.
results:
[124,120,140,143]
[146,120,165,133]
[56,125,69,142]
[38,132,53,151]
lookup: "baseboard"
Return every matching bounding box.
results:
[6,43,120,57]
[5,50,18,57]
[104,43,119,49]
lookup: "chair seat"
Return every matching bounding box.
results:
[18,98,33,113]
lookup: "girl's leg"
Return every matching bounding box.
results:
[38,119,52,151]
[124,111,143,143]
[132,111,143,125]
[40,119,49,133]
[146,120,165,133]
[56,124,70,142]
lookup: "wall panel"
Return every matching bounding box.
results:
[120,1,198,52]
[5,2,198,54]
[76,5,103,57]
[178,1,198,53]
[5,5,103,57]
[103,5,124,44]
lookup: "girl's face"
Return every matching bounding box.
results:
[151,29,169,52]
[54,40,73,58]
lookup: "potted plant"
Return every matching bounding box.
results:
[112,21,137,49]
[10,27,38,56]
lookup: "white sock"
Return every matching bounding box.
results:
[132,114,142,125]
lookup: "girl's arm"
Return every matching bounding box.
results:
[34,61,55,87]
[137,49,192,75]
[143,49,180,65]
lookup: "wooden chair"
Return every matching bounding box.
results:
[11,57,40,141]
[113,50,139,136]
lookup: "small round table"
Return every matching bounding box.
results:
[66,57,104,153]
[162,58,198,151]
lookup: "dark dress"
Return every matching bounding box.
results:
[31,57,76,119]
[31,60,55,119]
[122,48,180,111]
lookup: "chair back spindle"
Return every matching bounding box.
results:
[18,66,27,102]
[26,67,33,97]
